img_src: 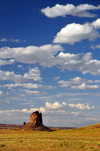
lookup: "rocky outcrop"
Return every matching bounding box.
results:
[23,122,26,126]
[30,111,43,126]
[19,111,51,131]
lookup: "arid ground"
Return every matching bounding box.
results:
[0,123,100,151]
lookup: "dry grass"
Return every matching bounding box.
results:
[0,123,100,151]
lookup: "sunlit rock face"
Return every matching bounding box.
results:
[30,111,43,127]
[19,111,51,131]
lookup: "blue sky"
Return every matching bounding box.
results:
[0,0,100,127]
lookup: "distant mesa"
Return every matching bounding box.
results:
[20,111,51,131]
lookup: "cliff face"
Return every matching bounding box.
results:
[30,111,43,126]
[20,111,51,131]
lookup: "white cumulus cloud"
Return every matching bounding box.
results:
[24,67,42,81]
[41,4,100,18]
[69,103,95,110]
[3,83,56,89]
[58,52,100,76]
[58,77,100,89]
[0,67,42,83]
[43,101,94,110]
[1,45,100,76]
[18,65,24,70]
[0,44,64,67]
[0,59,14,66]
[71,83,100,90]
[92,18,100,29]
[45,102,62,109]
[53,19,100,44]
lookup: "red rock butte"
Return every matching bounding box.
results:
[30,111,43,126]
[19,111,52,131]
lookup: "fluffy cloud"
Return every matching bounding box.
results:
[92,18,100,29]
[3,83,56,89]
[71,83,99,90]
[58,77,85,87]
[58,77,100,90]
[0,108,39,114]
[24,67,42,81]
[18,65,24,70]
[40,101,94,111]
[45,102,63,109]
[41,4,100,18]
[0,59,14,66]
[0,102,94,115]
[0,44,64,66]
[69,103,95,110]
[0,67,42,83]
[58,52,100,76]
[53,19,100,44]
[1,45,100,76]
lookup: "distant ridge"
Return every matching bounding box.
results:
[1,123,100,130]
[0,123,76,130]
[76,123,100,130]
[0,124,22,128]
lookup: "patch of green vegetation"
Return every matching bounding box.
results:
[89,146,93,149]
[80,145,84,148]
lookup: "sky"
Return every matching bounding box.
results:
[0,0,100,127]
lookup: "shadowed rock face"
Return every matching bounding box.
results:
[19,111,52,131]
[23,121,26,126]
[30,111,43,127]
